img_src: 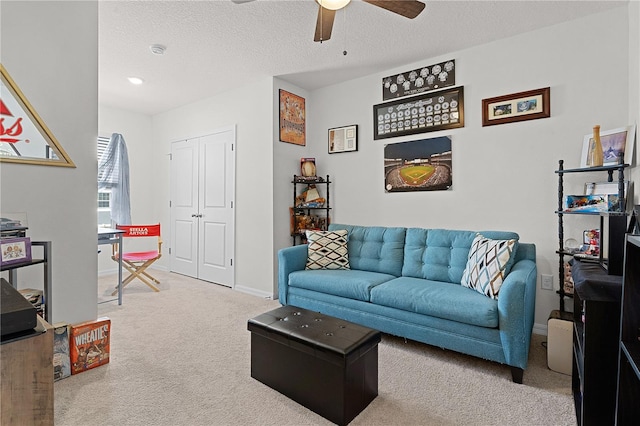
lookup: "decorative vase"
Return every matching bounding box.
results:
[589,125,604,167]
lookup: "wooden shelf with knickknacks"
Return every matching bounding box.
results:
[290,158,331,245]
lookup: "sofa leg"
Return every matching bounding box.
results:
[510,367,523,384]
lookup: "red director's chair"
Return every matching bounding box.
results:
[111,224,162,295]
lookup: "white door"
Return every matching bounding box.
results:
[198,131,235,284]
[170,127,235,287]
[170,139,199,278]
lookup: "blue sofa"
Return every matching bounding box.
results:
[278,224,537,383]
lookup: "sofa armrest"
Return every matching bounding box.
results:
[497,258,537,369]
[278,245,308,305]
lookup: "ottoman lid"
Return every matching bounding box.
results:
[248,306,381,358]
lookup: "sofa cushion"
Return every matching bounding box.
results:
[329,224,405,276]
[478,230,520,275]
[461,233,517,299]
[305,230,350,270]
[288,269,396,302]
[370,277,499,328]
[402,228,478,283]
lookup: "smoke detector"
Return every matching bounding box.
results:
[150,44,166,55]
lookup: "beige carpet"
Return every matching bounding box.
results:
[54,270,574,425]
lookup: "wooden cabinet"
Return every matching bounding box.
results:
[615,234,640,425]
[1,315,54,425]
[571,260,622,426]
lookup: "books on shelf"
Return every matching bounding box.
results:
[70,317,111,375]
[18,288,45,318]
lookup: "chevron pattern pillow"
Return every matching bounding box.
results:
[461,233,517,299]
[305,230,350,270]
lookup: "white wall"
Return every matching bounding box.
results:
[99,78,310,298]
[95,5,636,333]
[0,1,98,324]
[303,6,632,332]
[272,79,312,293]
[151,77,274,297]
[97,106,155,274]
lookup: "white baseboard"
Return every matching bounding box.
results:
[233,284,274,300]
[533,322,548,336]
[98,268,118,277]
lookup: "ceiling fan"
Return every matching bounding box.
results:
[231,0,426,43]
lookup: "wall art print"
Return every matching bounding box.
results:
[328,124,358,154]
[481,87,550,127]
[382,60,455,100]
[279,89,306,146]
[0,64,75,167]
[580,125,636,167]
[384,136,452,192]
[374,87,464,140]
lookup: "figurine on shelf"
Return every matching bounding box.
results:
[583,229,600,256]
[300,158,316,179]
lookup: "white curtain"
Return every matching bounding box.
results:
[98,133,131,225]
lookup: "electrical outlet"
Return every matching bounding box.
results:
[541,274,554,290]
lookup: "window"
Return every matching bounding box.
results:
[97,136,109,161]
[98,192,110,208]
[97,136,112,227]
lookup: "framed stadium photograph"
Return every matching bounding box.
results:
[384,136,452,192]
[279,89,306,146]
[328,125,358,154]
[373,87,464,140]
[481,87,550,127]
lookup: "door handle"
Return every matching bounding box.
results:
[192,214,203,218]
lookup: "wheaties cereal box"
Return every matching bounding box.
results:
[70,317,111,374]
[53,322,71,381]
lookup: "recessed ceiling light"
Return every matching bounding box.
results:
[128,77,144,85]
[150,44,166,55]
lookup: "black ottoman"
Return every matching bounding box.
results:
[248,306,381,426]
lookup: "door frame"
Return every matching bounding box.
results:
[169,125,236,287]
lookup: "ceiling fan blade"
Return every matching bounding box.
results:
[363,0,426,19]
[314,6,336,42]
[230,0,256,4]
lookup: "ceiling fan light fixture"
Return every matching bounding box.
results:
[316,0,351,11]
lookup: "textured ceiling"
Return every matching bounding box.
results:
[98,0,627,116]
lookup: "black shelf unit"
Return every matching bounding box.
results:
[0,241,52,323]
[615,234,640,425]
[291,175,331,245]
[556,159,629,312]
[571,260,622,426]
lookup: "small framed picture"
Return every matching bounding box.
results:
[481,87,550,126]
[328,125,358,154]
[580,125,636,167]
[0,237,32,266]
